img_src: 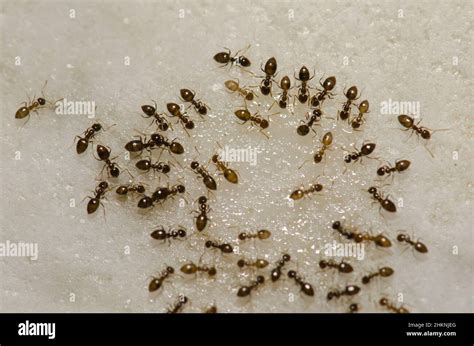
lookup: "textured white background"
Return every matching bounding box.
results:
[0,0,472,313]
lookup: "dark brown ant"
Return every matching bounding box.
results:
[368,186,397,213]
[167,295,188,313]
[362,266,394,284]
[397,233,428,253]
[15,81,58,123]
[238,230,271,241]
[137,184,185,209]
[377,160,411,177]
[339,86,359,120]
[75,123,103,154]
[270,254,291,282]
[349,303,360,313]
[124,134,184,155]
[205,239,234,254]
[116,183,145,196]
[379,297,409,313]
[259,57,277,95]
[297,108,322,136]
[190,161,217,190]
[398,114,432,139]
[344,142,376,164]
[234,108,270,138]
[351,100,369,129]
[180,88,208,116]
[141,102,170,131]
[148,266,174,292]
[194,196,210,232]
[237,258,269,269]
[309,76,336,107]
[86,181,109,214]
[135,158,171,174]
[95,145,123,178]
[237,275,265,297]
[214,46,251,68]
[212,153,238,184]
[327,285,360,300]
[167,102,195,134]
[180,262,217,276]
[313,132,333,163]
[290,182,323,200]
[319,259,353,273]
[295,66,314,103]
[287,270,314,296]
[224,80,255,101]
[332,221,392,247]
[275,76,292,108]
[150,227,186,242]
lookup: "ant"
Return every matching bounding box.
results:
[332,221,392,248]
[397,233,428,253]
[338,86,359,121]
[214,46,251,68]
[379,297,409,313]
[368,186,397,213]
[234,108,270,138]
[125,134,184,155]
[237,258,269,269]
[377,160,411,177]
[141,102,170,131]
[319,259,353,273]
[295,66,314,103]
[309,76,336,108]
[95,145,123,178]
[398,114,433,139]
[287,270,314,296]
[238,229,271,241]
[224,79,255,101]
[180,262,217,277]
[290,181,323,200]
[191,161,217,190]
[313,132,333,163]
[75,123,103,154]
[212,153,238,184]
[297,108,322,136]
[344,142,376,164]
[349,303,360,313]
[204,304,217,313]
[135,158,171,174]
[270,254,291,282]
[137,184,186,209]
[15,81,59,123]
[167,102,195,134]
[327,285,360,301]
[361,266,394,284]
[237,275,265,297]
[150,227,187,242]
[275,75,292,108]
[259,57,277,95]
[194,196,210,232]
[167,295,188,313]
[180,88,208,116]
[148,266,174,292]
[86,181,109,214]
[205,239,234,254]
[116,183,146,196]
[350,100,369,129]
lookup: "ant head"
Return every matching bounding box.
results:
[166,266,175,274]
[136,185,146,194]
[198,196,207,204]
[159,123,169,131]
[211,154,219,163]
[282,253,291,262]
[176,185,185,193]
[237,259,246,268]
[287,270,296,278]
[260,119,269,129]
[205,240,212,248]
[376,166,387,176]
[92,123,102,131]
[37,97,46,105]
[98,181,108,190]
[421,129,431,139]
[256,275,265,284]
[185,120,195,129]
[368,187,377,194]
[344,155,352,163]
[379,298,388,306]
[332,221,341,230]
[190,161,199,169]
[177,229,186,238]
[110,166,120,178]
[162,164,171,174]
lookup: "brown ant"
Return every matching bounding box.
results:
[259,57,277,95]
[124,134,184,155]
[398,114,432,139]
[167,102,194,134]
[204,304,217,313]
[362,267,394,284]
[379,297,409,313]
[368,186,397,213]
[205,239,234,254]
[275,75,292,108]
[116,183,146,196]
[234,108,270,138]
[137,184,185,209]
[211,153,238,184]
[319,259,353,273]
[167,295,188,313]
[270,254,291,282]
[287,270,314,296]
[327,285,360,300]
[237,258,269,269]
[350,100,369,129]
[180,88,208,116]
[349,303,360,313]
[135,158,171,174]
[180,262,217,277]
[141,102,170,131]
[297,108,322,136]
[237,275,265,297]
[295,66,314,103]
[290,181,324,200]
[344,142,376,164]
[338,86,359,120]
[224,79,255,101]
[397,233,428,253]
[95,145,123,178]
[150,227,187,243]
[190,161,217,190]
[75,123,103,154]
[194,196,210,232]
[309,76,336,107]
[148,266,174,292]
[313,132,333,163]
[15,81,59,123]
[86,181,109,215]
[377,160,411,177]
[238,229,271,241]
[214,46,251,68]
[332,221,392,247]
